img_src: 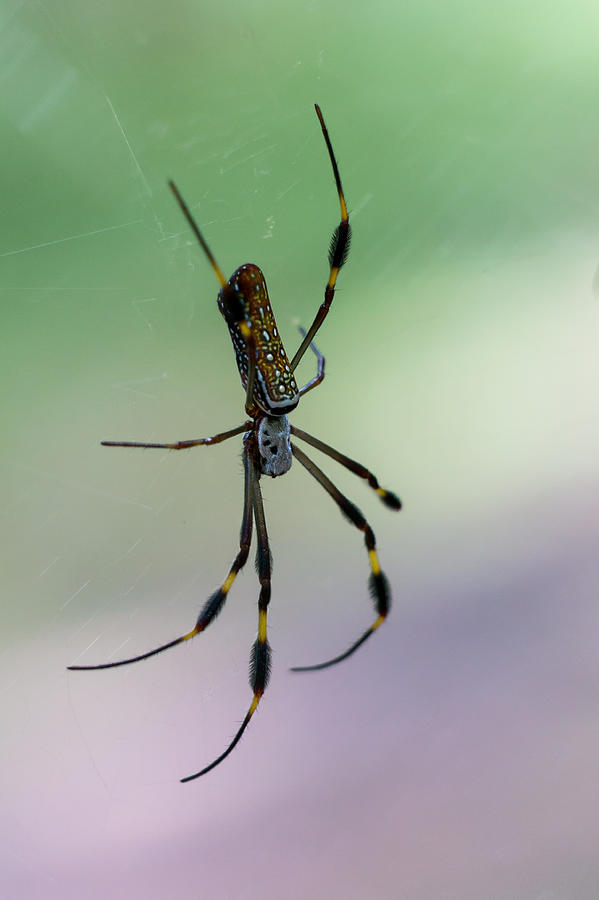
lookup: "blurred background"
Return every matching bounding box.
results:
[2,1,599,897]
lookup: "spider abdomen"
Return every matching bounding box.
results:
[218,264,299,416]
[257,414,292,477]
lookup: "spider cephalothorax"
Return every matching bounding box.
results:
[256,414,292,477]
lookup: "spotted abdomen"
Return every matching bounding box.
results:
[218,264,299,416]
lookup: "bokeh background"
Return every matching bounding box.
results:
[3,1,599,897]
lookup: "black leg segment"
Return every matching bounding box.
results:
[68,441,254,673]
[290,443,391,672]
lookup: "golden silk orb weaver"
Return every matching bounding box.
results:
[69,104,401,781]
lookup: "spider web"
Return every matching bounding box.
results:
[3,1,599,898]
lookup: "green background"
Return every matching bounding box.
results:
[3,1,599,898]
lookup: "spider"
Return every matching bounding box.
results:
[69,104,401,781]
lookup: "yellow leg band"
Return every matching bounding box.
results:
[372,615,385,632]
[368,549,381,576]
[258,609,268,642]
[222,570,236,594]
[339,194,348,221]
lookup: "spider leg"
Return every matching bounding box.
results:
[101,422,250,450]
[168,179,258,416]
[290,426,401,510]
[169,181,228,288]
[182,458,271,781]
[290,105,351,372]
[289,443,391,672]
[297,325,325,397]
[68,440,254,672]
